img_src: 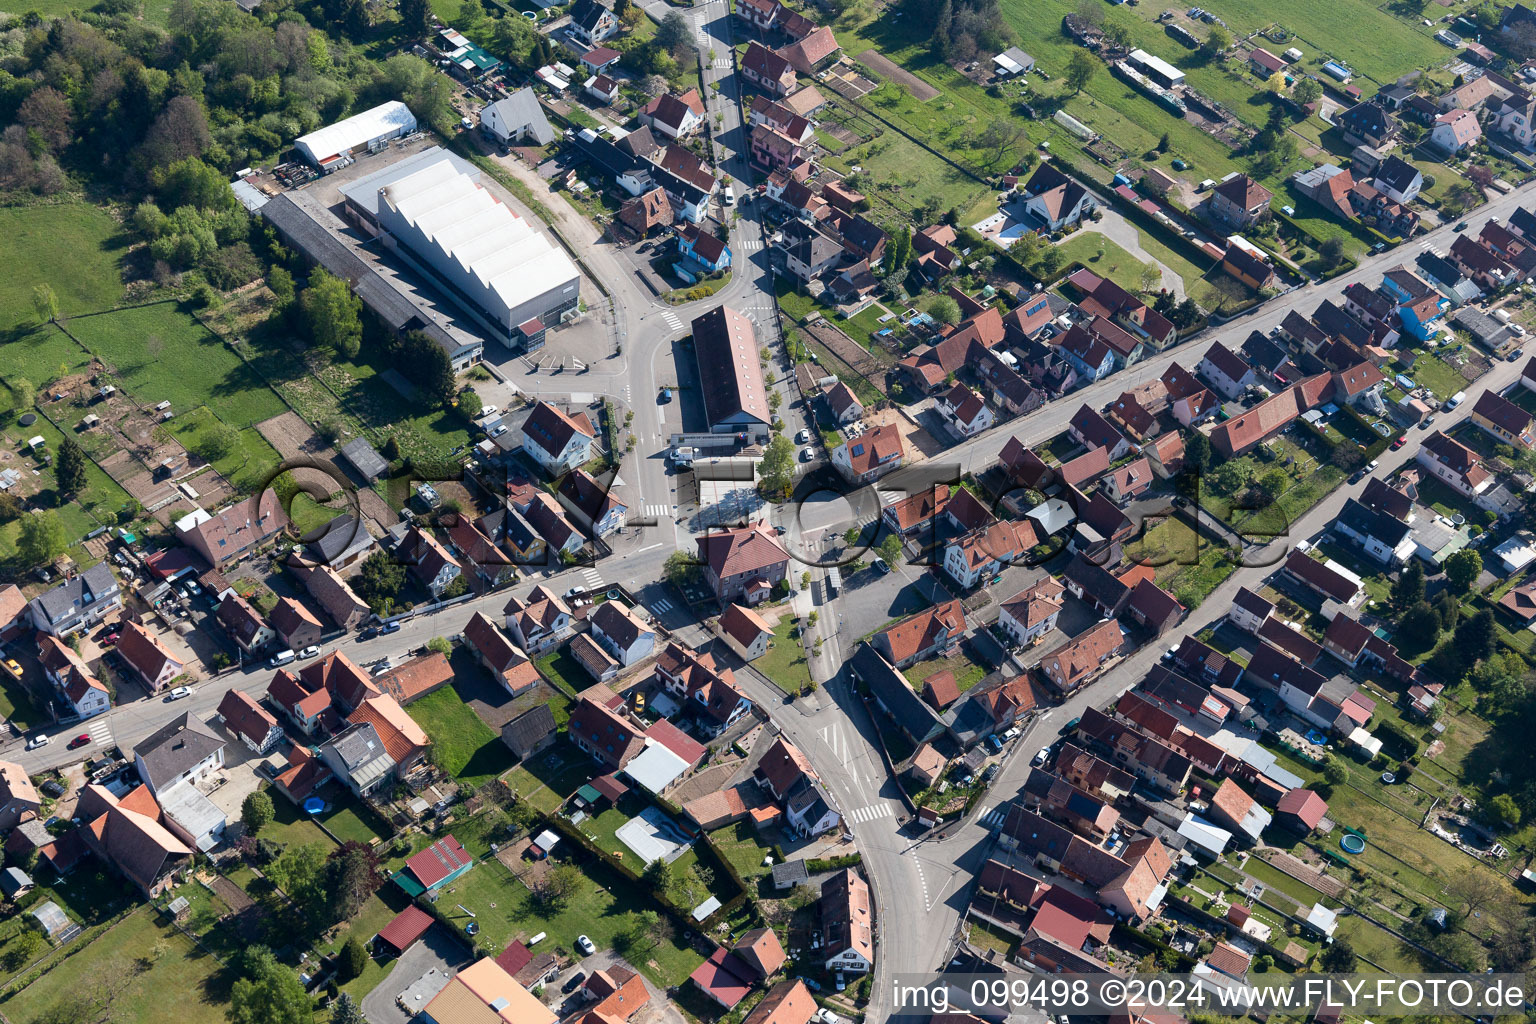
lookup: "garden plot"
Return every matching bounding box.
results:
[858,50,941,101]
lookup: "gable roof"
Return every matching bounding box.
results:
[697,523,791,580]
[523,401,596,457]
[116,621,181,683]
[1213,173,1273,210]
[876,598,967,664]
[217,689,277,749]
[347,694,429,764]
[721,602,773,649]
[134,713,223,791]
[692,306,770,428]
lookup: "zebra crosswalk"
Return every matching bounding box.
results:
[847,803,895,824]
[976,805,1007,830]
[661,311,685,331]
[713,58,731,68]
[739,239,761,252]
[86,718,113,748]
[580,567,605,590]
[643,503,671,518]
[651,597,675,613]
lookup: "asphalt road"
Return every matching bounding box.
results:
[10,27,1536,1021]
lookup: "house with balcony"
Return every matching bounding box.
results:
[1020,163,1093,231]
[521,401,596,475]
[28,562,121,638]
[674,225,732,283]
[38,635,109,720]
[503,586,573,653]
[939,383,995,437]
[831,423,904,484]
[1472,391,1536,448]
[997,577,1065,647]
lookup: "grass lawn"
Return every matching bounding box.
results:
[907,649,990,694]
[0,324,94,392]
[756,617,813,694]
[504,739,594,815]
[331,889,412,1007]
[0,409,136,554]
[66,303,287,428]
[447,855,705,986]
[1244,857,1334,907]
[1054,234,1156,294]
[0,905,228,1024]
[167,405,283,494]
[536,649,594,698]
[1185,0,1445,83]
[261,784,341,851]
[1126,515,1238,609]
[407,685,507,788]
[1404,353,1468,401]
[0,672,43,732]
[1335,915,1424,974]
[708,823,778,881]
[316,796,395,848]
[0,203,127,330]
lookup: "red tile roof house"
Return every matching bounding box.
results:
[568,689,645,769]
[778,25,841,76]
[720,602,774,660]
[655,642,753,736]
[939,383,995,437]
[115,621,184,694]
[697,523,792,604]
[873,598,967,668]
[1038,619,1125,693]
[1275,787,1329,834]
[175,490,288,570]
[942,520,1038,589]
[820,868,873,973]
[639,89,705,139]
[754,736,817,800]
[689,946,755,1010]
[399,525,463,597]
[502,585,573,653]
[215,689,281,755]
[1208,172,1274,228]
[75,784,191,898]
[1282,549,1365,606]
[882,484,951,539]
[1203,777,1272,842]
[463,612,539,696]
[520,401,597,476]
[1124,579,1185,636]
[997,577,1065,647]
[270,596,323,651]
[215,593,274,654]
[741,40,797,96]
[1101,457,1153,504]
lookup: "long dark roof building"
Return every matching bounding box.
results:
[691,306,772,436]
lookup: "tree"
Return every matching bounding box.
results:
[1294,76,1323,105]
[267,842,328,915]
[531,862,581,910]
[427,636,452,655]
[18,87,73,154]
[1202,24,1230,56]
[1183,430,1213,475]
[663,550,700,586]
[399,0,431,35]
[54,438,87,499]
[1065,50,1097,94]
[299,268,363,359]
[267,267,295,306]
[1139,262,1162,293]
[31,991,120,1024]
[1453,608,1497,667]
[331,992,365,1024]
[194,422,239,463]
[3,928,44,970]
[1490,792,1523,830]
[18,510,66,567]
[879,532,903,567]
[1319,938,1357,972]
[1319,236,1345,268]
[928,295,961,325]
[1256,469,1288,503]
[643,858,671,894]
[1321,756,1349,786]
[229,947,313,1024]
[1445,548,1482,593]
[459,391,483,421]
[241,790,274,835]
[31,283,58,325]
[355,551,406,613]
[1073,0,1103,27]
[1433,589,1461,630]
[758,434,797,498]
[400,331,456,407]
[1397,601,1442,651]
[1208,459,1254,497]
[1392,561,1425,612]
[338,936,368,982]
[930,0,953,58]
[888,226,913,273]
[656,10,692,56]
[7,378,35,420]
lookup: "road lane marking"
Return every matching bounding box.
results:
[636,543,664,552]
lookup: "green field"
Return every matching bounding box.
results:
[407,684,507,788]
[66,303,287,428]
[168,406,283,493]
[1243,857,1335,907]
[0,906,227,1024]
[756,617,813,694]
[447,855,705,986]
[1054,234,1156,294]
[1126,515,1238,609]
[0,203,126,331]
[0,407,135,557]
[0,324,94,391]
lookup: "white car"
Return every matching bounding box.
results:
[1032,746,1050,767]
[490,424,508,438]
[795,429,811,444]
[801,447,814,462]
[576,934,596,955]
[564,585,584,599]
[167,686,193,701]
[298,645,321,659]
[25,735,47,750]
[1366,459,1379,471]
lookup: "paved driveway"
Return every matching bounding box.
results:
[360,926,472,1024]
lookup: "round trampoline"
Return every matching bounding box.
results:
[18,413,35,427]
[466,921,480,936]
[303,797,325,816]
[1340,833,1366,854]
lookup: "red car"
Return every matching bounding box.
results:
[67,733,90,749]
[1391,436,1407,450]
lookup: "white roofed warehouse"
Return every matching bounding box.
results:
[294,101,418,173]
[340,149,581,349]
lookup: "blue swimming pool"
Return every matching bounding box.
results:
[1306,729,1328,745]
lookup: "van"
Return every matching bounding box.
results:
[724,185,736,205]
[269,649,296,668]
[1446,391,1466,409]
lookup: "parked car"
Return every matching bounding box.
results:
[800,447,814,462]
[359,626,381,640]
[981,764,1000,783]
[1032,746,1050,767]
[1059,716,1081,735]
[298,645,321,659]
[68,733,91,750]
[873,557,890,574]
[379,621,402,635]
[166,686,193,701]
[796,429,811,444]
[1,658,20,679]
[562,971,586,994]
[25,735,48,750]
[576,935,596,955]
[269,649,297,668]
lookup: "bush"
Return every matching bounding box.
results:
[338,937,368,982]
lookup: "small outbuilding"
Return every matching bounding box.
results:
[340,437,389,482]
[375,904,434,957]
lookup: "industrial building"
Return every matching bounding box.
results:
[294,101,418,173]
[337,148,580,349]
[1127,49,1185,89]
[691,306,771,441]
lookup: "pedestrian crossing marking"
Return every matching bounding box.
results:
[644,503,671,518]
[651,597,675,613]
[88,720,113,747]
[848,803,893,824]
[581,568,604,589]
[662,312,685,331]
[977,805,1006,829]
[714,58,731,68]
